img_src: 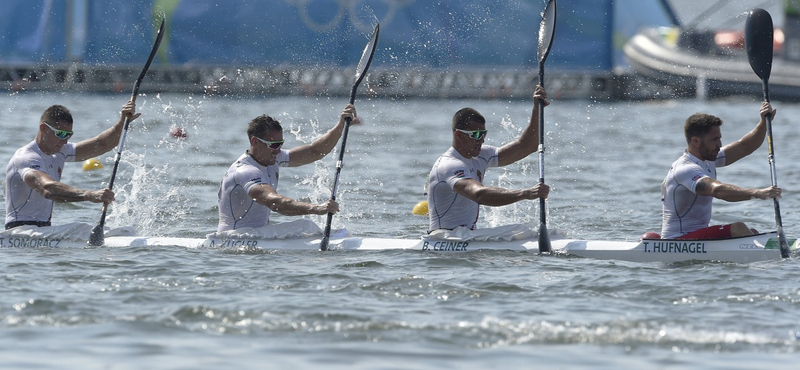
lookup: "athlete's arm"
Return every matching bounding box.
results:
[694,177,780,201]
[248,183,339,215]
[497,85,548,166]
[75,100,140,161]
[288,104,356,167]
[23,170,114,203]
[722,101,773,165]
[453,178,549,206]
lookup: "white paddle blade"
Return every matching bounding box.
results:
[354,23,380,85]
[537,0,557,64]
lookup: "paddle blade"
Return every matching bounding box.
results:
[88,223,104,246]
[538,222,551,254]
[131,17,166,99]
[744,8,773,81]
[353,23,380,90]
[537,0,557,64]
[777,225,791,258]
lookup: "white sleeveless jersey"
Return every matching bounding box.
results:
[661,149,727,238]
[5,141,77,225]
[217,150,289,232]
[426,146,499,231]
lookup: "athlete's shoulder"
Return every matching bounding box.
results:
[480,144,499,154]
[233,152,256,167]
[8,142,43,168]
[670,153,701,171]
[477,145,499,162]
[436,150,468,170]
[275,149,290,167]
[11,141,39,157]
[228,154,260,177]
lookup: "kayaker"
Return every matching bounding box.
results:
[5,102,140,230]
[216,105,356,232]
[426,85,550,232]
[660,102,782,239]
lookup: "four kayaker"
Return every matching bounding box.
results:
[0,87,790,240]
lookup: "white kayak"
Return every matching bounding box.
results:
[201,231,799,263]
[1,223,796,264]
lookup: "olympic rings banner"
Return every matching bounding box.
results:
[1,0,675,71]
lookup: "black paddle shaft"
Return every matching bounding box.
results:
[535,0,556,254]
[88,18,166,247]
[320,24,380,251]
[744,8,790,258]
[537,64,550,253]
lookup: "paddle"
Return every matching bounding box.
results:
[88,18,166,246]
[535,0,557,254]
[319,23,380,251]
[744,8,790,258]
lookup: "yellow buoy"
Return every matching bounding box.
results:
[412,200,428,216]
[82,158,103,171]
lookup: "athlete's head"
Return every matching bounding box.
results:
[684,113,722,144]
[247,115,282,139]
[40,105,74,126]
[451,108,487,158]
[247,115,284,166]
[452,108,485,131]
[684,113,723,161]
[37,105,75,154]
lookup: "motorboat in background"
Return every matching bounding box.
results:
[623,1,800,101]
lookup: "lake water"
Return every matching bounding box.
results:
[1,91,799,369]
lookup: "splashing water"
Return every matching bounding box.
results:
[105,151,195,236]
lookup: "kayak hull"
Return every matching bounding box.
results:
[2,230,795,264]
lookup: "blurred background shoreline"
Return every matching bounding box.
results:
[1,0,790,101]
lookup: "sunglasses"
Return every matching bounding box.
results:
[43,122,74,140]
[455,129,487,140]
[255,136,285,150]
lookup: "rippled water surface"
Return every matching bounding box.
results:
[2,90,800,369]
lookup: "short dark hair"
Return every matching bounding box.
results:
[684,113,722,144]
[41,105,73,125]
[452,108,485,131]
[247,115,282,139]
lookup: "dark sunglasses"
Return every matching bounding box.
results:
[255,136,285,150]
[43,122,74,140]
[455,129,487,140]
